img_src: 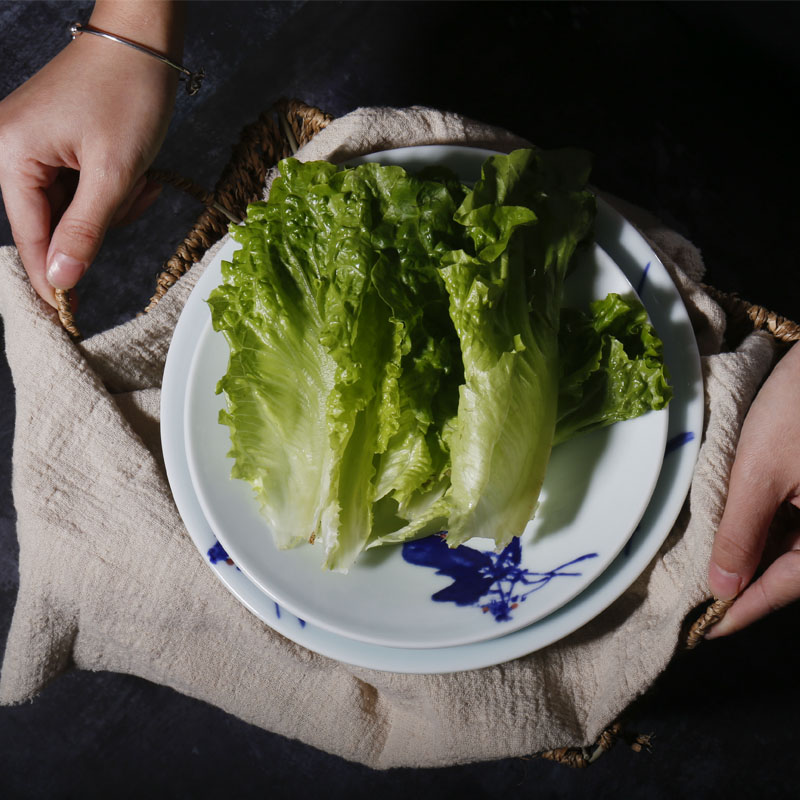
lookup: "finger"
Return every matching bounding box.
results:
[709,452,782,600]
[762,512,800,566]
[109,174,147,226]
[111,178,161,227]
[45,169,80,228]
[46,162,136,291]
[709,350,800,600]
[0,173,57,306]
[706,547,800,638]
[45,182,70,229]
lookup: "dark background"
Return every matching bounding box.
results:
[2,1,800,797]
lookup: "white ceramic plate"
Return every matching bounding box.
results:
[161,146,703,671]
[180,146,668,650]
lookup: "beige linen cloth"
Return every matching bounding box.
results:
[0,107,777,768]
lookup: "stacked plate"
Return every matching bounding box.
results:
[161,146,703,674]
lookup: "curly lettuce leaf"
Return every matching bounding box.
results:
[440,148,596,548]
[210,149,670,570]
[209,158,467,570]
[554,292,672,444]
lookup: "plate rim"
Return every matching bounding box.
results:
[181,150,669,648]
[161,143,703,673]
[183,242,669,648]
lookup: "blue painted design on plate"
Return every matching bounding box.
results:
[402,535,598,622]
[208,540,233,565]
[620,434,695,558]
[207,540,241,571]
[623,524,641,557]
[274,602,306,627]
[636,261,651,296]
[665,431,695,455]
[621,434,695,557]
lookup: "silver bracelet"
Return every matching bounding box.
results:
[70,22,204,95]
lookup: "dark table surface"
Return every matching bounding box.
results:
[2,2,800,797]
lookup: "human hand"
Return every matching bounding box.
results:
[0,1,184,307]
[707,340,800,638]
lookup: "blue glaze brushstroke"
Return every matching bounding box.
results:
[208,540,233,565]
[636,261,651,296]
[622,433,696,558]
[402,535,598,622]
[274,602,307,627]
[623,524,641,557]
[207,540,241,571]
[665,431,695,455]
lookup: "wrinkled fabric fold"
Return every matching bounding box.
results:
[0,106,777,768]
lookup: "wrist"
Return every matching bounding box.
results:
[88,0,185,61]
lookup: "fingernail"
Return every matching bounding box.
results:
[708,562,743,601]
[47,252,86,289]
[143,180,162,198]
[131,173,147,195]
[704,617,732,640]
[139,183,162,207]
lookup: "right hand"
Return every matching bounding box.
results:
[707,341,800,638]
[0,3,182,307]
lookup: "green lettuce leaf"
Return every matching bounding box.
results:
[209,148,669,570]
[440,148,596,548]
[209,158,467,570]
[554,292,672,445]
